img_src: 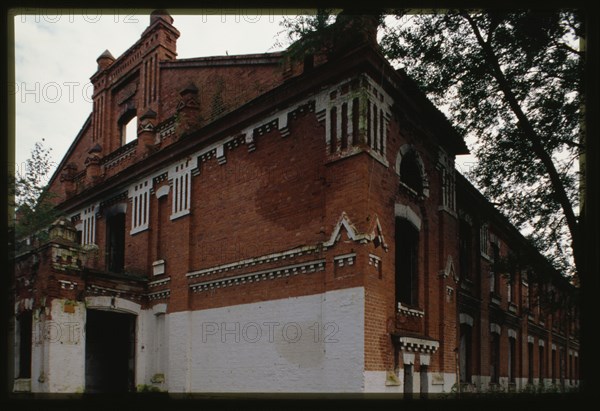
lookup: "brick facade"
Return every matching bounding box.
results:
[11,11,579,394]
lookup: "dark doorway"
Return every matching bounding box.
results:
[17,312,32,378]
[459,324,472,383]
[395,218,419,307]
[403,364,413,398]
[490,333,500,383]
[106,212,125,273]
[419,364,429,399]
[85,310,136,393]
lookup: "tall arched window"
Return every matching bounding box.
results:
[395,217,419,307]
[400,150,423,193]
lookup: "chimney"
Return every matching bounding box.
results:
[150,9,174,26]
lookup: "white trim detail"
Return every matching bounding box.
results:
[323,212,359,247]
[155,185,170,199]
[85,296,141,315]
[440,255,457,281]
[394,204,421,231]
[508,329,517,339]
[216,144,226,165]
[148,276,170,288]
[490,323,501,335]
[403,352,415,365]
[186,245,320,279]
[189,259,326,293]
[539,340,545,347]
[459,313,474,327]
[321,213,388,249]
[152,303,167,315]
[528,335,535,344]
[397,336,439,354]
[81,204,98,245]
[152,259,166,276]
[398,303,425,318]
[552,343,557,350]
[420,353,431,366]
[334,253,356,267]
[129,177,152,234]
[168,157,198,220]
[148,290,170,300]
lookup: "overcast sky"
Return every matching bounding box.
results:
[12,9,476,182]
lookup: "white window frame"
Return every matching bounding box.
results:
[129,177,152,234]
[81,204,98,245]
[168,157,197,220]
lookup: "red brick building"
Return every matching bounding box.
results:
[11,11,579,394]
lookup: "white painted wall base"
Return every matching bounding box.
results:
[15,293,579,394]
[168,287,365,393]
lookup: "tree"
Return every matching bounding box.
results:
[279,9,584,279]
[381,10,583,279]
[9,139,59,243]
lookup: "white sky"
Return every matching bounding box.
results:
[12,9,477,181]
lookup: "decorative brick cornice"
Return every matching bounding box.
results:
[189,259,326,293]
[396,336,439,354]
[148,290,170,300]
[148,277,170,288]
[186,245,321,280]
[398,303,425,318]
[333,253,356,267]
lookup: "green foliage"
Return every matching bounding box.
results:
[276,9,338,60]
[10,140,60,242]
[277,10,385,62]
[380,10,583,276]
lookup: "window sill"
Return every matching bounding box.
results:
[13,378,31,392]
[130,225,149,235]
[398,303,425,318]
[367,148,389,168]
[438,205,457,218]
[170,210,190,221]
[325,146,363,165]
[490,293,501,305]
[508,303,518,314]
[460,279,473,291]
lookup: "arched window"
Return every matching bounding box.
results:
[400,150,423,194]
[395,217,419,307]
